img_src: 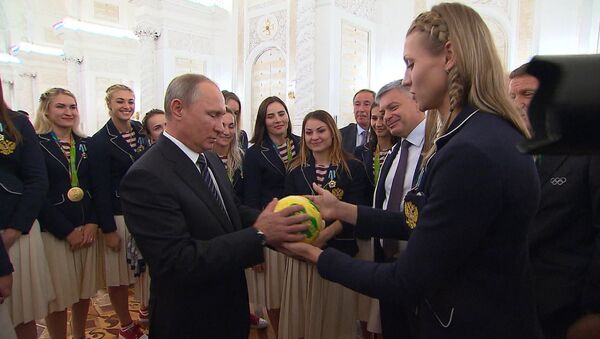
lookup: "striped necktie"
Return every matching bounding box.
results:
[197,153,228,215]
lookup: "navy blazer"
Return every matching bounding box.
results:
[242,134,300,209]
[285,156,370,256]
[529,155,600,315]
[340,123,358,153]
[120,136,263,338]
[317,107,543,338]
[0,110,48,233]
[37,133,97,239]
[89,119,148,233]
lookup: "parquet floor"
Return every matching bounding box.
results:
[35,288,275,339]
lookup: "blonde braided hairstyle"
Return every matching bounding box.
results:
[408,3,530,163]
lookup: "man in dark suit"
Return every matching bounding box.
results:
[340,89,375,153]
[510,64,600,339]
[120,74,308,339]
[355,80,425,339]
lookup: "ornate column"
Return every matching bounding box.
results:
[17,72,37,117]
[134,23,161,115]
[294,0,317,127]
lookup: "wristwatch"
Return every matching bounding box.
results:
[256,230,267,246]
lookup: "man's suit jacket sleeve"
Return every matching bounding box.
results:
[120,167,264,284]
[340,124,357,154]
[582,156,600,312]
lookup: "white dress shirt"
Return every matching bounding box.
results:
[382,118,426,211]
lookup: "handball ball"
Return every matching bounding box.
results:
[274,195,323,244]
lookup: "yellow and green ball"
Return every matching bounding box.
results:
[274,195,323,244]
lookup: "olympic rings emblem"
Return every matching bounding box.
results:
[550,177,567,185]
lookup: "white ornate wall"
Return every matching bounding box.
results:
[0,0,234,134]
[1,0,598,137]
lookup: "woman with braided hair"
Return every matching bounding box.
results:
[282,3,542,338]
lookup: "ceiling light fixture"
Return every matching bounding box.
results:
[9,42,64,57]
[53,17,138,40]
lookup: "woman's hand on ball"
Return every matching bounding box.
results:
[308,183,340,221]
[281,241,322,264]
[312,221,342,248]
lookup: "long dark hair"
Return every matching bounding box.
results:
[366,103,399,154]
[0,77,22,144]
[250,96,292,145]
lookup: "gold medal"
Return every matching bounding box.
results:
[67,187,85,202]
[0,139,16,155]
[404,201,419,229]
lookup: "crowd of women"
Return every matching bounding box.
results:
[0,72,386,339]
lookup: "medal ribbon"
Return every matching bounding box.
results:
[286,138,293,163]
[374,144,381,184]
[51,132,79,188]
[69,137,79,188]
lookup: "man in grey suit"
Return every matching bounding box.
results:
[120,74,307,338]
[340,89,375,153]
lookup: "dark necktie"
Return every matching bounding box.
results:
[197,153,228,215]
[382,139,411,258]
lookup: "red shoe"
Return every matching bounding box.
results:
[250,313,268,329]
[118,323,148,339]
[138,307,149,324]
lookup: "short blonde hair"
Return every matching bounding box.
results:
[34,88,85,137]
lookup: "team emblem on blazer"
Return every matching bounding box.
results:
[0,134,16,155]
[135,144,145,153]
[404,201,419,229]
[331,187,344,200]
[550,177,567,185]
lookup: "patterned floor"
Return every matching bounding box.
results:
[36,288,275,339]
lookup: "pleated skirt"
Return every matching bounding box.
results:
[6,221,55,325]
[73,230,102,300]
[99,216,136,287]
[264,248,286,309]
[278,257,313,339]
[41,232,80,313]
[304,266,357,339]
